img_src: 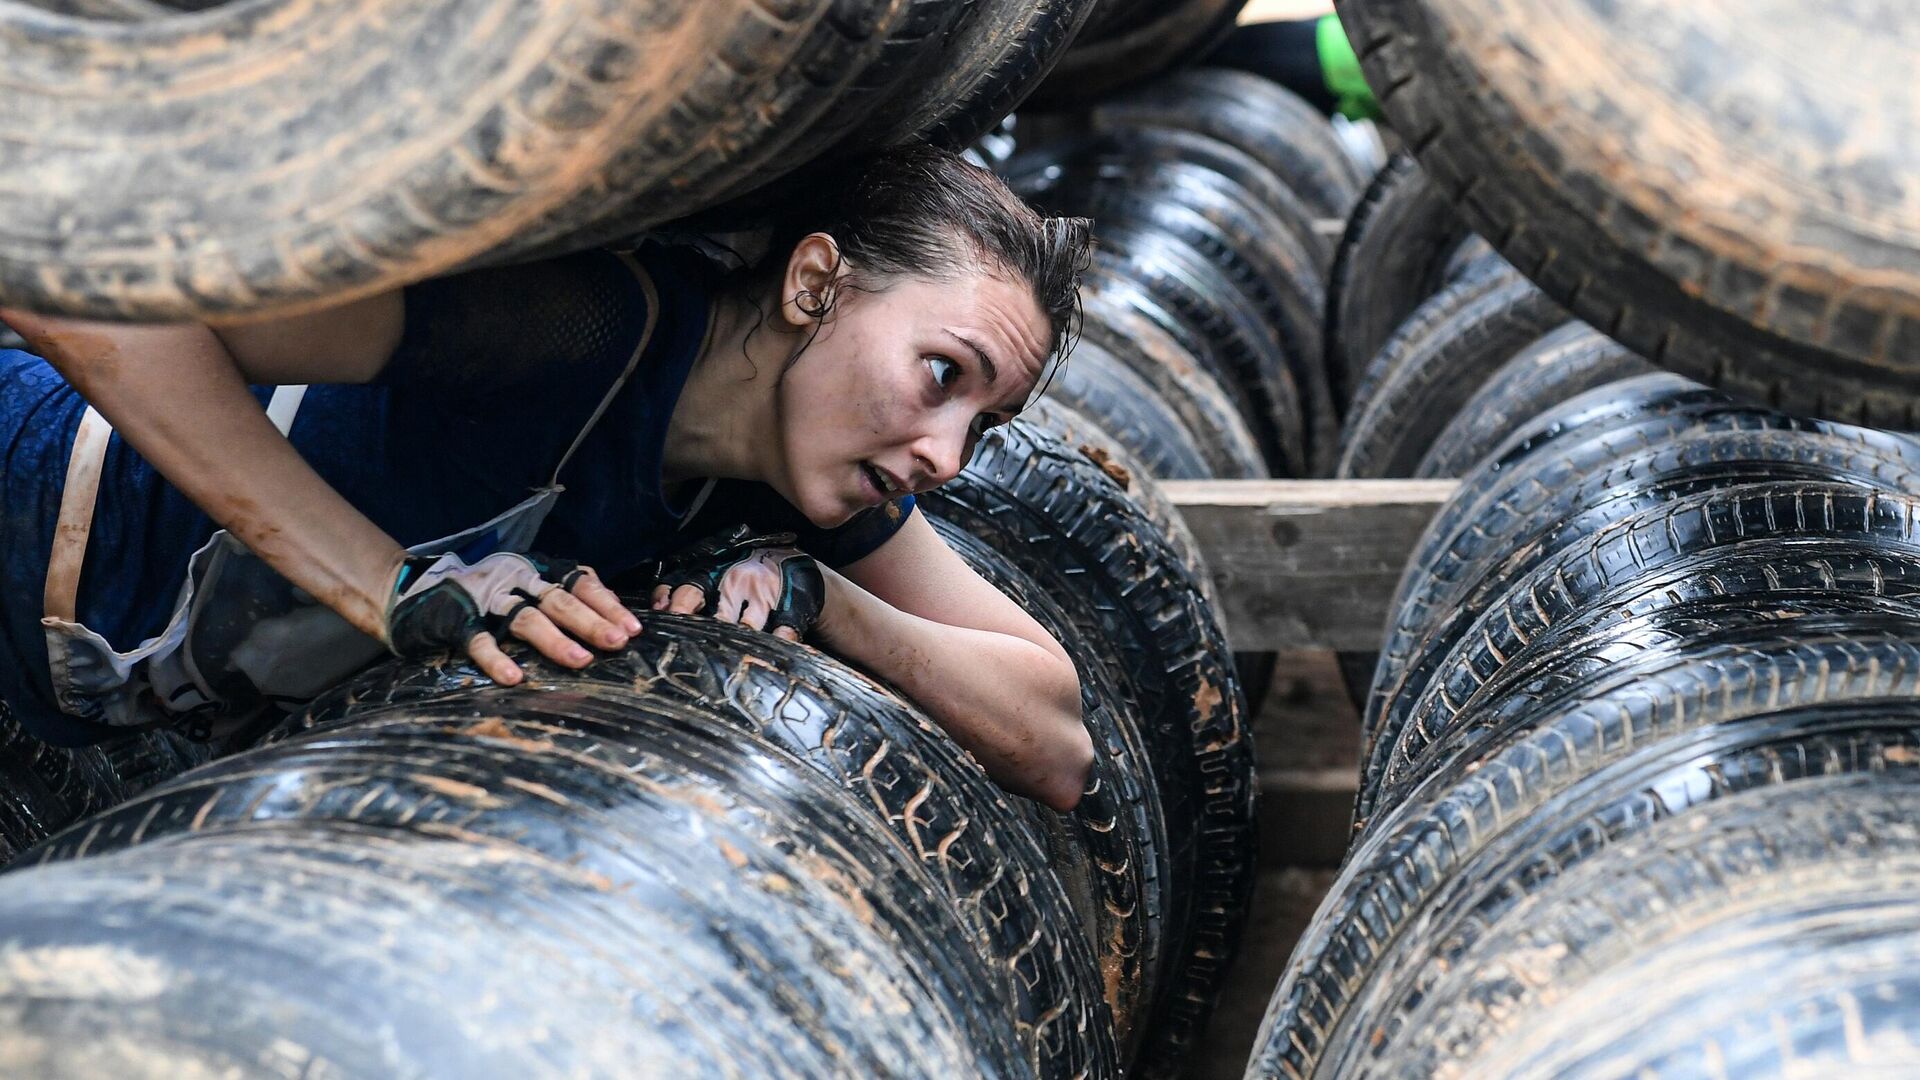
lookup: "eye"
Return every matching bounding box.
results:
[970,413,1007,437]
[925,355,960,390]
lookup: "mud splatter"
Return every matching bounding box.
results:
[1078,445,1132,490]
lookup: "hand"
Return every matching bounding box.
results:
[386,551,641,685]
[650,525,825,642]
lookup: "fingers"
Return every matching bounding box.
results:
[650,584,671,610]
[666,584,706,615]
[568,568,640,635]
[465,631,524,686]
[537,582,628,650]
[506,606,594,669]
[771,626,801,643]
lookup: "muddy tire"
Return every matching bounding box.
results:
[1340,0,1920,425]
[5,653,1040,1077]
[1047,337,1217,480]
[1415,322,1653,477]
[1365,482,1920,823]
[1012,130,1333,471]
[1028,1,1250,109]
[0,705,207,865]
[0,0,901,319]
[861,0,1102,150]
[1323,154,1476,410]
[919,418,1257,1078]
[1089,233,1308,476]
[1081,281,1269,481]
[1257,679,1920,1079]
[1080,67,1365,224]
[1337,270,1567,478]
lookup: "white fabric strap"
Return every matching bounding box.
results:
[42,407,113,624]
[42,384,310,624]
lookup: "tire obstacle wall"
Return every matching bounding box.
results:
[1249,372,1920,1077]
[0,413,1255,1079]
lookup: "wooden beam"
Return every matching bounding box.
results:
[1164,479,1459,651]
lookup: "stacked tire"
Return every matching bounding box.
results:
[0,418,1256,1079]
[1247,372,1920,1078]
[0,0,1110,320]
[1336,0,1920,424]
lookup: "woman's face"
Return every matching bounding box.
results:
[773,265,1052,528]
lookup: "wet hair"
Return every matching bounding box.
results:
[727,142,1094,393]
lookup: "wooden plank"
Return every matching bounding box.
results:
[1165,479,1459,650]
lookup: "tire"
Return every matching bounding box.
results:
[1323,154,1474,410]
[1088,233,1309,477]
[1377,413,1918,742]
[1360,371,1740,742]
[1364,482,1920,824]
[292,616,1117,1078]
[1079,68,1365,222]
[1340,0,1920,425]
[1081,280,1269,481]
[1028,2,1251,110]
[1256,683,1920,1079]
[865,0,1102,150]
[1047,336,1217,480]
[1012,131,1333,471]
[1337,270,1568,478]
[919,418,1257,1079]
[1414,321,1653,478]
[0,704,208,865]
[1368,767,1920,1079]
[0,0,868,319]
[6,666,1036,1078]
[1026,121,1332,275]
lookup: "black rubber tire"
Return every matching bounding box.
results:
[1027,2,1251,110]
[6,664,1040,1078]
[919,418,1257,1079]
[1079,67,1365,223]
[1081,280,1268,481]
[1012,131,1333,471]
[1026,121,1333,278]
[1256,684,1920,1079]
[1339,0,1920,425]
[1374,416,1920,761]
[1047,336,1217,480]
[1088,232,1308,476]
[0,0,893,319]
[1323,153,1475,410]
[295,616,1118,1077]
[1364,765,1920,1079]
[1337,270,1568,478]
[0,704,208,866]
[1017,396,1280,721]
[1364,482,1920,824]
[864,0,1102,150]
[1414,321,1653,478]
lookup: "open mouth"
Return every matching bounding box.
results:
[862,462,904,499]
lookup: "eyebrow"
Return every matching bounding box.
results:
[948,330,998,385]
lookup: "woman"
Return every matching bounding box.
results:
[0,145,1097,811]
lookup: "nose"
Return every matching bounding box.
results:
[910,418,973,489]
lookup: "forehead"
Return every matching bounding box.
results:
[886,269,1051,379]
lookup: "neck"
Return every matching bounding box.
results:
[661,291,790,485]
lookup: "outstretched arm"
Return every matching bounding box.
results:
[0,307,636,684]
[820,514,1094,812]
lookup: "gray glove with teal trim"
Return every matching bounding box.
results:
[650,525,826,641]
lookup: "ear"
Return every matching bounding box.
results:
[779,232,845,329]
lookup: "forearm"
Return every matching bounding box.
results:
[7,312,406,639]
[813,567,1093,811]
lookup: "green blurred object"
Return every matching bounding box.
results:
[1318,14,1381,119]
